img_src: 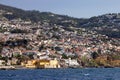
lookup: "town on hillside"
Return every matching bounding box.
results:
[0,7,120,69]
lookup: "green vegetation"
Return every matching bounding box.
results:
[62,54,69,59]
[0,4,120,38]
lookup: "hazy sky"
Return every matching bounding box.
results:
[0,0,120,18]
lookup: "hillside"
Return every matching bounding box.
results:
[0,4,79,26]
[0,4,120,38]
[0,4,120,67]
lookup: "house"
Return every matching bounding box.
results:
[39,58,60,68]
[25,60,37,68]
[64,58,79,67]
[11,58,19,65]
[39,59,50,68]
[0,60,6,66]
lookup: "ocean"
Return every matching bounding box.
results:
[0,68,120,80]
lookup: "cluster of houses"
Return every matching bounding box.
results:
[0,57,80,69]
[0,10,120,69]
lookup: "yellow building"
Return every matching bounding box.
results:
[39,59,60,68]
[25,60,38,68]
[39,60,50,68]
[23,59,60,69]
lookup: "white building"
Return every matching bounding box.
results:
[64,58,79,66]
[0,60,5,66]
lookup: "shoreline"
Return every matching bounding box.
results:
[0,65,119,70]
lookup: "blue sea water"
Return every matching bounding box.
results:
[0,68,120,80]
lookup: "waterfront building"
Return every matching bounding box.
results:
[0,60,6,66]
[23,59,60,69]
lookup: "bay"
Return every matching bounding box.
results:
[0,68,120,80]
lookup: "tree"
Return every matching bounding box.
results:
[62,54,68,59]
[91,52,99,59]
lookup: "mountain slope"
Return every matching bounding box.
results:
[0,4,79,26]
[0,4,120,38]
